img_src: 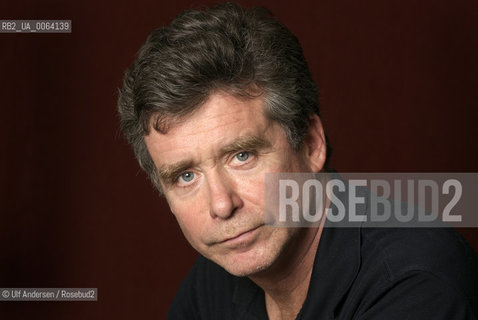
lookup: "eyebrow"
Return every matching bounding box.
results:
[157,160,195,186]
[219,135,271,155]
[156,135,271,186]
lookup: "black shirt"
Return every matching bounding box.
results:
[167,223,478,319]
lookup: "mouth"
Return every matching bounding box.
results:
[219,225,263,247]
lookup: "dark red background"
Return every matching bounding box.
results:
[1,0,477,318]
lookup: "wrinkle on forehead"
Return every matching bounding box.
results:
[149,90,264,134]
[148,93,268,144]
[144,92,279,177]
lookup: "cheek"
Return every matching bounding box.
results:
[237,172,267,207]
[168,197,209,245]
[173,211,211,255]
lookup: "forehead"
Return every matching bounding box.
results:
[173,93,267,134]
[144,92,276,164]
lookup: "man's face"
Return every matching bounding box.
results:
[144,92,321,276]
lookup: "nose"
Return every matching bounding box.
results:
[206,171,243,219]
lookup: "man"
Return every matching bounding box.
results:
[118,3,478,319]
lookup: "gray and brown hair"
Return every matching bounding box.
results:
[118,2,328,192]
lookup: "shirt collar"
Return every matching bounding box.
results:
[233,174,362,319]
[298,224,361,319]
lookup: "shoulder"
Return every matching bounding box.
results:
[167,255,238,320]
[361,227,477,282]
[354,227,478,318]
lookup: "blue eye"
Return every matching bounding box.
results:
[179,172,195,182]
[236,152,250,162]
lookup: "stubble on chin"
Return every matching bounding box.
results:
[215,227,300,277]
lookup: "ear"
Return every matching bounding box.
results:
[302,114,327,172]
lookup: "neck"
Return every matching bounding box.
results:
[249,223,324,319]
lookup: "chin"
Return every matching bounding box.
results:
[223,259,273,277]
[215,243,282,277]
[203,227,297,277]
